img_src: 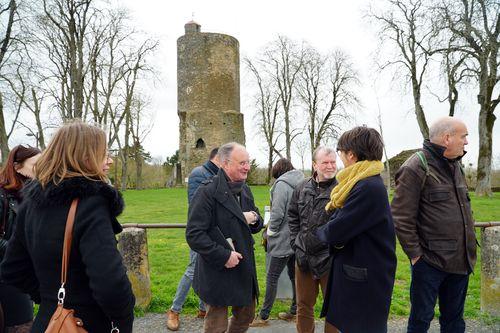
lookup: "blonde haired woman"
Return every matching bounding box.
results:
[0,120,135,333]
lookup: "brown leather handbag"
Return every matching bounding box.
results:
[45,199,87,333]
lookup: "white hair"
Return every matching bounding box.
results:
[312,146,336,162]
[217,142,245,163]
[429,117,461,143]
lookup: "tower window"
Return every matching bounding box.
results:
[196,138,206,149]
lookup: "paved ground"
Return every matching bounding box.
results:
[133,313,499,332]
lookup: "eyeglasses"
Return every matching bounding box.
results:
[228,159,250,167]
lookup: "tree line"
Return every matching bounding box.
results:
[245,0,498,196]
[0,0,158,190]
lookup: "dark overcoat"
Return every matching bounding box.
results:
[186,169,263,307]
[316,175,397,333]
[0,177,135,333]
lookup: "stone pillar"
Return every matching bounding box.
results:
[481,226,500,316]
[118,227,152,310]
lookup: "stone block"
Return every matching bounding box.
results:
[481,226,500,317]
[118,227,152,310]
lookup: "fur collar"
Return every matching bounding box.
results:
[23,177,124,219]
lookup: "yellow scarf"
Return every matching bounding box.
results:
[325,160,384,211]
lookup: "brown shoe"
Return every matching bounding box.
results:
[197,310,207,319]
[166,310,180,331]
[278,312,296,321]
[249,315,269,327]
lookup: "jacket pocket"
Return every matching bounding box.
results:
[342,264,368,282]
[427,239,457,251]
[428,190,451,202]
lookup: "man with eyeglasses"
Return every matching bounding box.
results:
[186,142,263,333]
[288,146,339,333]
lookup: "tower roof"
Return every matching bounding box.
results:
[185,20,201,34]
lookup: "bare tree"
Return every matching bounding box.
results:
[371,0,436,140]
[440,43,469,117]
[245,57,282,183]
[129,96,153,190]
[0,0,18,161]
[108,38,157,190]
[437,0,499,196]
[297,47,359,161]
[42,0,94,119]
[263,35,304,159]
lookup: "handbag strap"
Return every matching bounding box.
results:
[57,198,79,305]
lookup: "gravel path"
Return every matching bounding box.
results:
[133,313,499,332]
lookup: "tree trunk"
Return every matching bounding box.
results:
[267,149,273,184]
[135,152,143,190]
[475,104,495,197]
[0,93,10,163]
[32,89,46,149]
[412,78,429,140]
[285,110,291,160]
[120,155,128,191]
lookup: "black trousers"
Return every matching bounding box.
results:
[260,255,296,319]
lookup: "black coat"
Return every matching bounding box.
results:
[186,169,263,307]
[288,176,336,279]
[316,176,397,333]
[0,188,20,268]
[0,177,135,333]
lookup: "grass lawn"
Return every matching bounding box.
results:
[119,187,500,320]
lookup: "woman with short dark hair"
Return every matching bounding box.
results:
[0,145,41,333]
[316,126,397,333]
[251,158,304,327]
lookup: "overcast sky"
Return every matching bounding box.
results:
[120,0,499,169]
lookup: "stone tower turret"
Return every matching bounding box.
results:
[177,22,245,179]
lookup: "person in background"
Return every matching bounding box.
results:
[391,117,476,333]
[186,142,263,333]
[167,147,219,331]
[288,146,338,333]
[316,126,397,333]
[0,145,41,333]
[1,120,135,333]
[250,158,304,327]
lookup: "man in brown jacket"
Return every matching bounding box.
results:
[392,117,476,333]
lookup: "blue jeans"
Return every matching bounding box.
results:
[407,259,469,333]
[171,249,206,313]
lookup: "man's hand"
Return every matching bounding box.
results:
[243,211,258,225]
[411,256,421,266]
[225,251,243,268]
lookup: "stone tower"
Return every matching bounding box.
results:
[177,21,245,179]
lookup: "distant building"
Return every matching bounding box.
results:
[177,21,245,180]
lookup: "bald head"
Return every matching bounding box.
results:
[429,117,468,159]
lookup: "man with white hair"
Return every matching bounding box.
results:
[391,117,477,333]
[186,142,263,333]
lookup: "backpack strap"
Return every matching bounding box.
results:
[415,151,441,190]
